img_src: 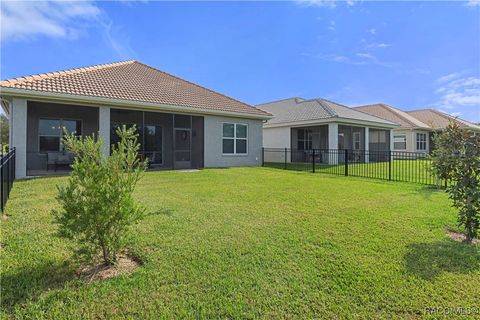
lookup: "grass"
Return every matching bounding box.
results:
[265,159,444,186]
[1,167,479,319]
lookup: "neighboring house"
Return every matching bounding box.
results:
[407,109,480,132]
[354,103,433,153]
[407,109,480,152]
[0,61,272,179]
[256,97,399,163]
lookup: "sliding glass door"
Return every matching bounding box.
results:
[111,123,163,165]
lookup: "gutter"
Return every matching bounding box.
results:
[0,87,273,121]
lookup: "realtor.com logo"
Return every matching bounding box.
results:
[424,306,480,315]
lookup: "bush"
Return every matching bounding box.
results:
[53,126,147,265]
[430,122,480,243]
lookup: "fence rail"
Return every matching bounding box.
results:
[1,148,16,213]
[262,148,446,187]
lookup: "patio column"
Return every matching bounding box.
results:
[390,129,394,151]
[328,123,338,164]
[365,127,370,163]
[98,106,110,157]
[10,98,27,179]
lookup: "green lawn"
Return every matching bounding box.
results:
[1,168,479,319]
[265,159,443,185]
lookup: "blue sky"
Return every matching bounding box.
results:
[1,0,479,122]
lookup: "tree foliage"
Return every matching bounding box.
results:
[430,122,480,243]
[1,114,9,152]
[53,126,147,265]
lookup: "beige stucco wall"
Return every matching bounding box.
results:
[392,129,430,153]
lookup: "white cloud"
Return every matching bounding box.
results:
[368,28,376,35]
[0,1,136,59]
[434,74,480,109]
[328,20,336,31]
[296,0,361,8]
[296,0,337,8]
[0,1,100,41]
[309,51,429,75]
[465,0,480,7]
[356,52,374,59]
[436,72,462,84]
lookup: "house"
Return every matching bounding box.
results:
[0,61,272,179]
[407,108,480,132]
[256,97,399,163]
[355,105,480,153]
[354,103,433,153]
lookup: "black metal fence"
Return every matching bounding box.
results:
[1,148,16,213]
[262,148,447,187]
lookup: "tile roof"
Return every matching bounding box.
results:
[0,60,270,117]
[407,109,480,131]
[256,97,398,126]
[354,103,430,129]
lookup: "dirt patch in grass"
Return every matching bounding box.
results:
[446,230,480,245]
[77,253,142,282]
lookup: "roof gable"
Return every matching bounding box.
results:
[1,61,270,118]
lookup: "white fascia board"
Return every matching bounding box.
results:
[0,87,273,121]
[263,117,400,129]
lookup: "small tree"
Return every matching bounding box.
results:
[0,114,9,152]
[430,121,480,243]
[53,126,147,265]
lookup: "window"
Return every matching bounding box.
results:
[416,133,427,151]
[370,130,387,143]
[39,118,81,152]
[222,123,247,155]
[297,129,313,150]
[353,132,361,150]
[393,135,407,150]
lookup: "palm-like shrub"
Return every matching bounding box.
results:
[53,126,147,265]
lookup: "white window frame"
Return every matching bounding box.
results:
[222,123,248,155]
[393,134,407,150]
[416,133,427,151]
[353,132,361,150]
[297,128,313,151]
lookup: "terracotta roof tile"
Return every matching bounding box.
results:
[1,60,270,117]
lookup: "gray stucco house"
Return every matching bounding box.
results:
[0,61,272,178]
[256,97,399,163]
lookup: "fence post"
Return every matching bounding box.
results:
[262,147,265,167]
[13,148,15,180]
[344,149,348,176]
[1,154,4,213]
[284,148,287,170]
[388,151,392,181]
[6,151,9,200]
[312,149,315,173]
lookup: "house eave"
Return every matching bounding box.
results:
[0,87,273,120]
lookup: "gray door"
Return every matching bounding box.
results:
[174,129,191,169]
